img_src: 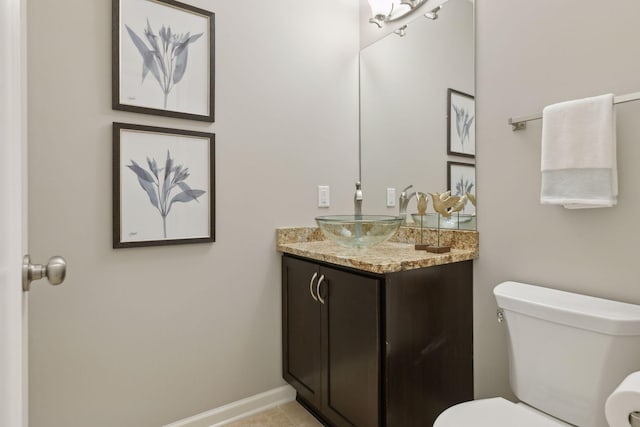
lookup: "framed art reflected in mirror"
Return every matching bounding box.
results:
[447,161,475,216]
[447,88,475,158]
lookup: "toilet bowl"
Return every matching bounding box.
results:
[434,398,572,427]
[434,281,640,427]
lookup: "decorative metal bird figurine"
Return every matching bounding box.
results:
[417,193,428,216]
[414,193,429,249]
[449,194,468,214]
[466,192,476,207]
[429,192,460,218]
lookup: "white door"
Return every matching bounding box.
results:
[0,0,28,425]
[1,2,67,425]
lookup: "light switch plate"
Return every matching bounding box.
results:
[318,185,330,208]
[387,188,396,207]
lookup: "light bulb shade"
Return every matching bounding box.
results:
[367,0,393,17]
[367,0,419,26]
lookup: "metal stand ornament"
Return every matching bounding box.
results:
[414,193,429,250]
[449,193,476,230]
[450,194,468,230]
[425,191,461,253]
[466,192,476,210]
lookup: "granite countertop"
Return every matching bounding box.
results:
[276,226,478,274]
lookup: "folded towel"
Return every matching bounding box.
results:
[540,93,617,209]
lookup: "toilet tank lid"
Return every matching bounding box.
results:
[494,281,640,336]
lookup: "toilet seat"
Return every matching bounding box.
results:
[434,398,571,427]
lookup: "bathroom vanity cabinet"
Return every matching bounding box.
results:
[282,254,473,427]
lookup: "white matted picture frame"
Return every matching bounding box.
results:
[112,0,215,122]
[447,161,476,215]
[447,88,475,158]
[113,122,215,248]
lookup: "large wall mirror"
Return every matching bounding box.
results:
[359,0,475,229]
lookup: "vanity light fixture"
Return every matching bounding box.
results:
[366,0,426,28]
[367,0,449,28]
[401,0,425,7]
[393,25,408,37]
[424,5,442,20]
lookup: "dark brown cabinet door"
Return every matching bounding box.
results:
[283,257,381,426]
[282,257,322,408]
[384,261,473,426]
[320,266,380,427]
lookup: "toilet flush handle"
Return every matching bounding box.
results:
[497,309,504,323]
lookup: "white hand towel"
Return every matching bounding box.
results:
[540,93,617,209]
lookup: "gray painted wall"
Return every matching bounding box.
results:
[27,1,359,426]
[474,0,640,398]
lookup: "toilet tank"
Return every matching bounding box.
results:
[494,281,640,427]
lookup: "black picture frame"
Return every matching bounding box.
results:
[447,88,475,158]
[113,122,215,248]
[447,161,476,215]
[112,0,215,122]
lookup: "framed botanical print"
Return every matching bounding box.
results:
[447,88,475,158]
[113,0,215,121]
[113,122,215,248]
[447,161,476,216]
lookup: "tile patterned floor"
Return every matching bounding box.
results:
[225,401,324,427]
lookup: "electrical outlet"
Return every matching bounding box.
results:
[387,188,396,207]
[318,186,330,208]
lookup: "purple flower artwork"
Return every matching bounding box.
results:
[127,150,206,238]
[126,20,203,109]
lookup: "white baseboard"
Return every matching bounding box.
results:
[163,385,296,427]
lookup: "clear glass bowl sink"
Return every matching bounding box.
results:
[315,215,402,249]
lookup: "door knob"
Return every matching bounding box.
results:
[22,254,67,292]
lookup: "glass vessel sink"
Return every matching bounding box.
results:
[315,215,402,249]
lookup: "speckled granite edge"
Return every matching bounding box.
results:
[276,227,478,274]
[276,227,325,244]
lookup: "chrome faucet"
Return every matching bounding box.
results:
[398,185,414,224]
[354,181,363,217]
[398,185,426,224]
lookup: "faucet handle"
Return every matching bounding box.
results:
[401,185,413,196]
[355,181,363,201]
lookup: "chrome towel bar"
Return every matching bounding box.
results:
[508,91,640,131]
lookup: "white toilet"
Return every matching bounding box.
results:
[434,281,640,427]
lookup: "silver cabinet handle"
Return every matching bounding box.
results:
[317,275,326,305]
[22,254,67,292]
[309,272,319,301]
